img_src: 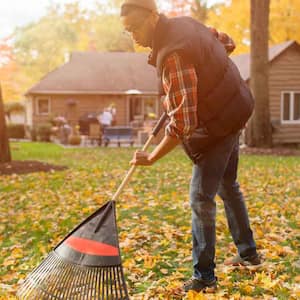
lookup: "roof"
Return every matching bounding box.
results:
[231,40,299,81]
[26,52,158,96]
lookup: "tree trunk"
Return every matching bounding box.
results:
[0,83,11,163]
[248,0,272,147]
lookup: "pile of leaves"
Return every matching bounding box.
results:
[0,142,299,299]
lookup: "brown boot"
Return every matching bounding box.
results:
[224,254,262,267]
[183,277,217,293]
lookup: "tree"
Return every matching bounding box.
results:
[0,82,11,163]
[191,0,209,23]
[269,0,300,44]
[207,0,251,54]
[0,36,20,102]
[248,0,272,147]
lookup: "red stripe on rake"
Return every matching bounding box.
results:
[65,236,119,256]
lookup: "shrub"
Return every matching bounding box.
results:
[7,124,25,139]
[36,123,52,142]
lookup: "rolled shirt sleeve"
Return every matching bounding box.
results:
[162,52,198,139]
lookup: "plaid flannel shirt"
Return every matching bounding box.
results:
[162,52,198,139]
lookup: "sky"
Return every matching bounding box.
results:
[0,0,225,39]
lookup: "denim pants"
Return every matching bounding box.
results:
[189,131,257,281]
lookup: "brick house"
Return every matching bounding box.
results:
[25,52,162,130]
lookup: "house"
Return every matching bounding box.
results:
[231,40,300,145]
[25,40,300,145]
[25,52,162,130]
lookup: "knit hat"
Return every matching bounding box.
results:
[121,0,158,12]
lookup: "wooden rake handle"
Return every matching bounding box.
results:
[112,113,168,201]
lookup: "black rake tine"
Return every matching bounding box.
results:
[94,268,100,300]
[111,267,115,300]
[46,256,66,297]
[19,255,52,296]
[103,267,106,300]
[80,267,87,300]
[51,262,69,299]
[118,265,126,298]
[113,267,118,300]
[99,267,103,300]
[67,263,80,298]
[109,267,112,299]
[113,266,119,299]
[64,263,78,299]
[69,265,81,299]
[93,268,98,299]
[19,254,56,298]
[53,260,73,297]
[106,267,109,300]
[91,268,97,300]
[86,267,94,299]
[38,259,60,298]
[83,267,90,300]
[60,261,77,299]
[95,267,100,300]
[82,268,90,300]
[115,266,122,299]
[101,267,105,300]
[73,266,86,299]
[92,268,98,299]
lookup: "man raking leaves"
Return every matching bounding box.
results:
[121,0,261,294]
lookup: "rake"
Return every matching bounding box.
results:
[17,113,168,300]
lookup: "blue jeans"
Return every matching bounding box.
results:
[189,132,257,281]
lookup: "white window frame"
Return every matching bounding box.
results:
[281,91,300,124]
[36,97,51,115]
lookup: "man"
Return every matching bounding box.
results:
[121,0,260,293]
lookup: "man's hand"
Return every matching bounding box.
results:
[130,150,153,166]
[209,27,236,54]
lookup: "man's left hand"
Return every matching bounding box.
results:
[130,150,153,166]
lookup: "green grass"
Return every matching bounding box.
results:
[1,142,300,299]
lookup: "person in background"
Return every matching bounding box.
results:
[98,108,113,131]
[109,103,117,126]
[121,0,260,294]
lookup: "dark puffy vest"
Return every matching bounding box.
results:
[149,15,254,138]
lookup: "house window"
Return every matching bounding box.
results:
[282,92,300,123]
[37,98,50,115]
[129,96,158,123]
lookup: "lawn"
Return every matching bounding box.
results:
[0,142,299,299]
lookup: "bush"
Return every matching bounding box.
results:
[68,135,81,146]
[7,124,25,139]
[36,123,52,142]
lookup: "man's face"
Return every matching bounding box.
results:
[121,12,153,48]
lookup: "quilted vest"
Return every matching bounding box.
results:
[148,15,254,138]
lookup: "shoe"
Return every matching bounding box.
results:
[224,254,262,266]
[183,277,217,293]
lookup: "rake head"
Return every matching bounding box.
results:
[17,201,129,300]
